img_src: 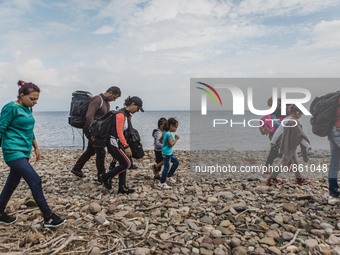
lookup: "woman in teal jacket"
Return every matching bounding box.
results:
[0,80,64,228]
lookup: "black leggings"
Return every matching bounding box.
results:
[106,138,131,186]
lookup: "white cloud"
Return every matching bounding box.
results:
[235,0,339,17]
[292,19,340,50]
[96,1,141,23]
[93,25,115,35]
[135,0,231,24]
[17,58,60,86]
[312,20,340,48]
[1,0,340,110]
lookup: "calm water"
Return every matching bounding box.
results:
[33,111,190,150]
[33,111,330,151]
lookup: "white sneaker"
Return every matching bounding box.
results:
[328,196,340,205]
[158,182,171,189]
[168,177,176,184]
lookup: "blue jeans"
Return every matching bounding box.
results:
[161,154,179,183]
[0,158,52,217]
[329,127,340,197]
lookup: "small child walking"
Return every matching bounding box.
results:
[152,117,167,180]
[158,118,179,189]
[268,105,311,185]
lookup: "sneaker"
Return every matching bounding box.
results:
[100,174,112,190]
[118,186,135,194]
[168,177,176,184]
[44,213,65,228]
[158,182,171,189]
[328,196,340,205]
[71,169,85,178]
[153,175,161,180]
[0,212,17,225]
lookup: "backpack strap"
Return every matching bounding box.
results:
[126,116,133,132]
[99,95,104,109]
[82,130,85,151]
[88,95,104,114]
[118,108,131,131]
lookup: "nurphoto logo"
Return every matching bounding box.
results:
[196,81,311,116]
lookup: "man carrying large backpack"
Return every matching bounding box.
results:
[327,93,340,205]
[71,86,121,182]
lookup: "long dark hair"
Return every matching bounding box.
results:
[17,80,40,99]
[124,96,133,106]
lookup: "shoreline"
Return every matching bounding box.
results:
[23,148,332,153]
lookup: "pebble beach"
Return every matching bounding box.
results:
[0,149,339,255]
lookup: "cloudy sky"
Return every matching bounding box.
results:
[1,0,340,111]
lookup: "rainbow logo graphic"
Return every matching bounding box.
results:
[196,82,223,106]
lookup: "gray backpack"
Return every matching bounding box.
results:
[310,91,340,137]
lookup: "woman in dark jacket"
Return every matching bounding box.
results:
[100,96,144,194]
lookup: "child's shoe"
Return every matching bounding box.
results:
[158,182,171,189]
[328,195,340,205]
[168,177,176,184]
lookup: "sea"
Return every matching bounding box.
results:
[33,111,190,150]
[33,111,330,151]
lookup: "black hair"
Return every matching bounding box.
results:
[124,96,132,106]
[107,86,121,96]
[163,117,178,131]
[17,80,40,99]
[158,117,167,128]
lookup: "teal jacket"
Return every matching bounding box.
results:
[0,101,35,162]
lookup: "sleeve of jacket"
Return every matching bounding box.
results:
[116,113,128,148]
[154,130,163,149]
[0,103,15,142]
